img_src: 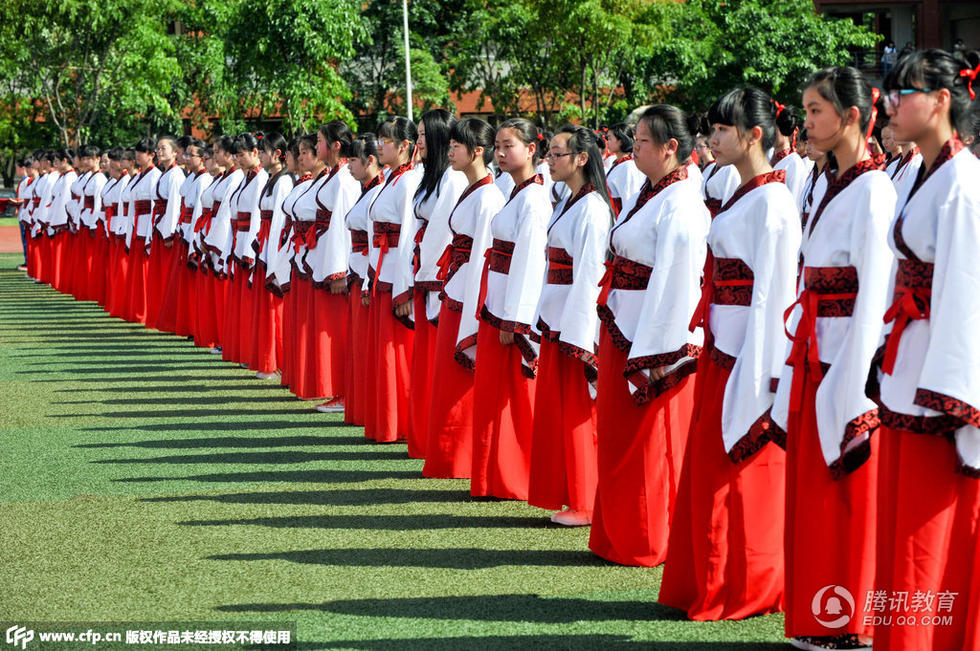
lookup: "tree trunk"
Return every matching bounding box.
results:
[580,64,587,124]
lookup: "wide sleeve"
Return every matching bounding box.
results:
[204,191,234,266]
[311,179,356,283]
[720,193,801,459]
[555,197,610,380]
[624,195,708,404]
[456,191,506,368]
[500,195,551,331]
[915,173,980,469]
[157,171,185,241]
[241,181,266,267]
[390,182,418,309]
[263,177,292,275]
[813,178,895,476]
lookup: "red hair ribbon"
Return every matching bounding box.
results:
[774,101,785,117]
[960,63,980,100]
[866,87,881,145]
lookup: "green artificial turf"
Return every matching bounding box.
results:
[0,252,787,649]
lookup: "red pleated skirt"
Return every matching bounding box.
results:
[69,230,89,299]
[783,365,877,638]
[125,239,149,323]
[49,230,70,292]
[470,319,536,499]
[144,235,171,329]
[193,270,223,349]
[279,280,298,389]
[344,279,369,426]
[106,238,131,319]
[408,290,437,459]
[364,291,414,443]
[39,234,54,285]
[308,286,348,399]
[90,230,108,305]
[422,303,474,479]
[658,353,785,620]
[286,275,316,398]
[527,338,598,515]
[249,274,283,374]
[221,267,245,363]
[174,247,197,338]
[590,326,694,567]
[874,425,980,650]
[155,241,181,334]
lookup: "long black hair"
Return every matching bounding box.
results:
[497,118,542,165]
[556,124,612,209]
[885,48,979,136]
[415,108,455,203]
[260,131,290,197]
[349,135,380,165]
[804,66,876,136]
[639,104,696,163]
[449,117,496,166]
[707,88,778,150]
[608,122,635,154]
[376,116,418,156]
[318,120,354,158]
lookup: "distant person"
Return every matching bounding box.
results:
[881,40,896,77]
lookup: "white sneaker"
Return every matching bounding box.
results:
[256,371,277,380]
[209,347,223,354]
[550,509,591,527]
[315,398,345,413]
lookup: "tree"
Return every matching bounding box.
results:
[0,0,182,147]
[224,0,366,134]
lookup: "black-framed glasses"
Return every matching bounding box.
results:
[545,152,572,161]
[884,88,934,109]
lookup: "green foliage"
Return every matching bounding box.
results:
[0,0,882,157]
[0,0,182,147]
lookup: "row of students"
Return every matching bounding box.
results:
[18,48,979,651]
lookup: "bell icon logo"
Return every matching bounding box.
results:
[812,585,855,629]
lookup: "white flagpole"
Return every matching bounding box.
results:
[402,0,413,121]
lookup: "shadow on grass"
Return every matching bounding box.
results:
[294,635,639,650]
[84,420,355,433]
[292,638,785,650]
[208,548,612,570]
[59,382,292,391]
[76,435,366,449]
[180,514,548,530]
[93,449,410,464]
[141,488,471,507]
[59,396,291,407]
[21,363,229,375]
[115,468,420,484]
[218,593,685,623]
[89,408,330,419]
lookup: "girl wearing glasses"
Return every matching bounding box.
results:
[468,118,551,500]
[269,138,315,391]
[249,133,292,380]
[410,109,467,457]
[590,105,709,566]
[125,138,161,324]
[770,66,896,650]
[302,121,361,411]
[527,125,611,526]
[659,90,798,618]
[423,118,504,479]
[364,117,422,444]
[145,136,185,332]
[202,136,245,350]
[343,135,386,427]
[278,134,329,397]
[874,49,980,651]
